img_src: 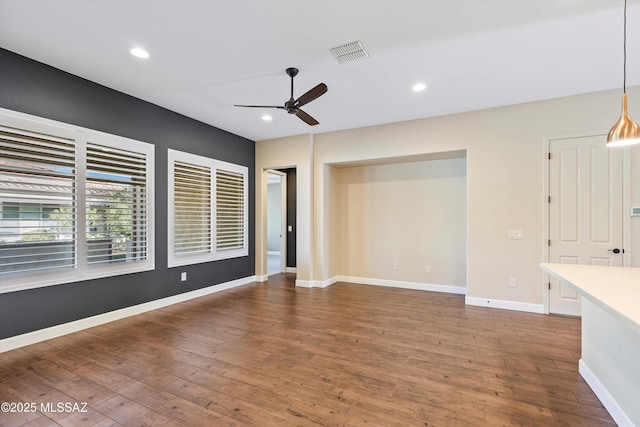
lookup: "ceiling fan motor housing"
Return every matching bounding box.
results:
[284,100,298,114]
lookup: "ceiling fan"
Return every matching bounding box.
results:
[234,67,327,126]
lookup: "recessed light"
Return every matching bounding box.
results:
[130,47,149,59]
[262,114,273,121]
[412,82,426,92]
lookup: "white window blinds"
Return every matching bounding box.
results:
[216,169,245,251]
[86,142,149,265]
[168,149,247,267]
[0,125,77,276]
[0,109,154,294]
[173,161,211,255]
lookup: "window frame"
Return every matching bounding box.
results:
[167,149,248,268]
[0,109,155,294]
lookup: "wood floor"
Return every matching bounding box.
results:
[0,274,615,426]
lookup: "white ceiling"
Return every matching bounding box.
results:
[1,0,639,142]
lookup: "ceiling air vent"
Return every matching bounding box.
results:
[330,41,370,64]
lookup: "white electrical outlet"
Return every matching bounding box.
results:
[181,272,187,282]
[425,265,431,273]
[392,262,398,271]
[508,277,517,288]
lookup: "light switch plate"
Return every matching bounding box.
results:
[508,230,524,240]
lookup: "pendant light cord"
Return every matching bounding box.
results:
[624,0,627,94]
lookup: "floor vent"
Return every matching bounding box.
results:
[330,40,370,64]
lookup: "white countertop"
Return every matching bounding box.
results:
[540,263,640,334]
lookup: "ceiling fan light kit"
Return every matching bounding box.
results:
[607,0,640,147]
[234,67,327,126]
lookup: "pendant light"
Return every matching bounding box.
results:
[607,0,640,147]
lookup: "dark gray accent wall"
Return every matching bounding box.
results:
[0,48,255,340]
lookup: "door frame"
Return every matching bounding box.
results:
[265,169,287,275]
[542,130,633,314]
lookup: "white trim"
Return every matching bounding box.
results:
[258,166,296,289]
[542,135,551,314]
[0,108,155,294]
[295,279,312,288]
[285,267,297,273]
[308,133,315,286]
[294,278,335,288]
[293,275,467,292]
[465,296,544,313]
[167,149,249,268]
[579,359,634,427]
[255,274,269,282]
[311,277,337,288]
[332,275,466,294]
[266,169,287,275]
[542,130,625,315]
[0,275,255,353]
[622,145,632,267]
[0,109,76,139]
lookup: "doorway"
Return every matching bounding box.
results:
[266,170,286,275]
[547,134,624,315]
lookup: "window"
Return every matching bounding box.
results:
[85,139,149,265]
[1,202,72,242]
[0,109,154,293]
[216,169,245,251]
[173,160,211,256]
[168,149,247,267]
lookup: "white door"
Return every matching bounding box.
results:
[548,135,623,315]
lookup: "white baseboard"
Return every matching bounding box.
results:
[465,296,544,314]
[295,279,311,288]
[0,275,256,353]
[313,277,338,288]
[296,275,465,293]
[337,275,466,294]
[579,359,634,427]
[253,268,296,278]
[294,278,336,288]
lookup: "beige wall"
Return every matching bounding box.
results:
[256,86,640,308]
[255,134,313,283]
[334,158,467,286]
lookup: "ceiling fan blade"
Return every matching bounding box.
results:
[295,109,319,126]
[294,83,327,107]
[234,104,285,109]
